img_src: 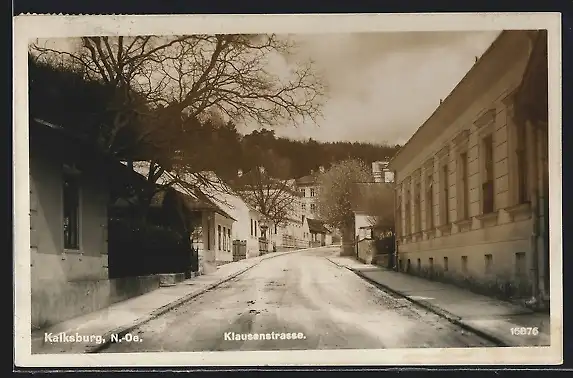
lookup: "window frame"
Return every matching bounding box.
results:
[62,164,82,252]
[474,108,497,215]
[503,90,530,207]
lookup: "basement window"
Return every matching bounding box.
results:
[461,256,468,275]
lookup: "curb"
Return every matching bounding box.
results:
[326,257,510,347]
[87,247,307,353]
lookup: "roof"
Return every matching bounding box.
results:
[32,119,149,188]
[387,30,532,172]
[128,161,235,220]
[232,169,301,197]
[295,173,319,185]
[350,182,394,214]
[514,30,548,126]
[307,218,330,234]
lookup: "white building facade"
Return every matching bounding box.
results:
[388,30,549,304]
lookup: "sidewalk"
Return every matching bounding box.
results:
[326,255,551,347]
[31,248,307,354]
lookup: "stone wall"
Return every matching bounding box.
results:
[31,275,161,329]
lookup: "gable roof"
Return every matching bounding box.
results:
[232,168,301,197]
[128,161,235,220]
[295,173,319,185]
[307,218,330,234]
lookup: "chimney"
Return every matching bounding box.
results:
[237,169,243,177]
[259,166,265,174]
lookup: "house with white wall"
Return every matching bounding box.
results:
[388,30,549,306]
[232,168,307,251]
[207,187,266,259]
[29,120,167,329]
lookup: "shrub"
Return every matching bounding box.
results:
[107,217,194,278]
[401,261,531,302]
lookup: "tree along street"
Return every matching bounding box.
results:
[101,248,494,352]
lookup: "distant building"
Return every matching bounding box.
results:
[305,218,332,247]
[372,160,394,183]
[295,171,321,219]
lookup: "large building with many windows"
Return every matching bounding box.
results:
[388,30,549,305]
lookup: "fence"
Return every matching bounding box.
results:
[259,238,270,255]
[232,240,247,261]
[280,235,308,249]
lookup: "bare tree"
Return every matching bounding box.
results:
[31,34,326,214]
[231,166,298,228]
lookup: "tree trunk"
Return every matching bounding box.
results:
[340,219,355,257]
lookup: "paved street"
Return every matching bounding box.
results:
[101,248,494,352]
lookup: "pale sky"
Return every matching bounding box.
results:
[241,31,501,145]
[35,31,501,146]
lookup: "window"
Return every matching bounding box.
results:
[310,188,315,197]
[443,257,449,272]
[417,258,421,272]
[461,256,468,274]
[426,174,434,229]
[458,152,469,219]
[515,126,529,204]
[302,215,305,223]
[310,203,316,213]
[207,223,211,250]
[429,257,434,273]
[485,254,493,274]
[404,188,411,235]
[223,227,226,251]
[300,188,305,197]
[396,195,402,237]
[254,221,258,237]
[217,225,222,250]
[482,135,495,214]
[250,219,253,236]
[407,259,411,272]
[301,203,306,210]
[63,172,80,250]
[274,224,277,234]
[227,229,231,251]
[441,164,450,225]
[415,182,422,232]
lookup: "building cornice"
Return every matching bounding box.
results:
[474,108,496,129]
[423,158,434,171]
[452,129,470,151]
[436,145,450,161]
[387,30,531,172]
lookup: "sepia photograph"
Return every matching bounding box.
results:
[13,13,562,367]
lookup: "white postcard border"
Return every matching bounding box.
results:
[13,12,563,367]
